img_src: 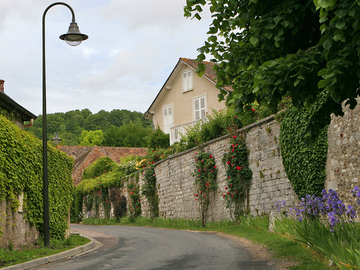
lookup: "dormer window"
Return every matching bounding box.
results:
[182,69,193,92]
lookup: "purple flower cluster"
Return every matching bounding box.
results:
[287,187,360,230]
[275,200,286,212]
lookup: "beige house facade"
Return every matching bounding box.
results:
[144,58,231,145]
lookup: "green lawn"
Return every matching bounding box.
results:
[0,234,90,268]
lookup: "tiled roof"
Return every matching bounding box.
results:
[57,145,147,185]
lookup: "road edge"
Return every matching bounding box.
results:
[1,232,99,270]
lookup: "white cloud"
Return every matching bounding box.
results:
[0,0,212,115]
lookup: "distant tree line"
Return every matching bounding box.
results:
[26,109,156,148]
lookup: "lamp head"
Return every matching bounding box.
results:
[59,22,88,46]
[51,132,62,145]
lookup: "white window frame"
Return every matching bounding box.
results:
[193,95,207,121]
[182,69,194,92]
[162,104,173,134]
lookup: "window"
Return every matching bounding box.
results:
[194,96,206,121]
[163,105,173,134]
[182,69,193,92]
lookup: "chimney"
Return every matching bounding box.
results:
[0,80,4,93]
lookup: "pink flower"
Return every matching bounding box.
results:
[227,191,230,195]
[196,207,198,209]
[195,193,198,197]
[230,184,232,188]
[206,183,210,186]
[153,174,156,176]
[234,116,237,118]
[201,160,204,162]
[225,186,228,190]
[199,169,201,172]
[195,198,198,201]
[203,193,206,196]
[199,191,202,194]
[223,194,226,197]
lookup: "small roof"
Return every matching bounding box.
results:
[143,58,232,119]
[0,92,37,121]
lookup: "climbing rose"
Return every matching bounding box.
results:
[236,166,241,170]
[199,169,201,172]
[206,183,210,186]
[209,155,213,158]
[214,166,217,169]
[225,186,228,190]
[233,135,237,139]
[252,108,255,112]
[227,161,231,165]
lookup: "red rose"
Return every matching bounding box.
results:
[223,194,226,197]
[199,169,201,172]
[236,166,241,170]
[227,191,230,195]
[233,135,237,139]
[225,186,228,190]
[227,161,231,165]
[214,166,216,169]
[206,183,210,186]
[230,184,232,188]
[209,155,213,158]
[232,149,235,152]
[252,108,255,112]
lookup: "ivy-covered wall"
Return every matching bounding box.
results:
[0,115,73,248]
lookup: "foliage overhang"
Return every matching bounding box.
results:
[184,0,360,136]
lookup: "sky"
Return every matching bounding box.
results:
[0,0,212,116]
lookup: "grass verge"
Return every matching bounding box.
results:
[82,216,337,269]
[0,234,90,268]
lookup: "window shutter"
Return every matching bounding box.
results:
[188,70,193,90]
[183,72,187,91]
[200,97,206,119]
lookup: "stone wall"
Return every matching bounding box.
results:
[0,200,39,249]
[153,115,298,220]
[90,103,360,221]
[326,101,360,203]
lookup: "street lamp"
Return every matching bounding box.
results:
[47,124,62,145]
[42,2,88,247]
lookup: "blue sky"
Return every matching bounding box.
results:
[0,0,211,115]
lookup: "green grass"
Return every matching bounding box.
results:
[0,234,90,268]
[82,216,336,269]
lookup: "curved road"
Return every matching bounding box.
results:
[34,224,277,270]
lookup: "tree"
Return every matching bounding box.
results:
[184,0,360,135]
[79,130,104,146]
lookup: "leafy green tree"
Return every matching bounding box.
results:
[184,0,360,135]
[148,127,170,149]
[103,121,152,147]
[79,130,104,146]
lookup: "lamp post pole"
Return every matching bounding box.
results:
[42,2,88,247]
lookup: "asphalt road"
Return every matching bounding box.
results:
[34,224,277,270]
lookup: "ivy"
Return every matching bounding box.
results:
[0,115,73,240]
[222,131,253,222]
[280,100,328,199]
[192,150,218,227]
